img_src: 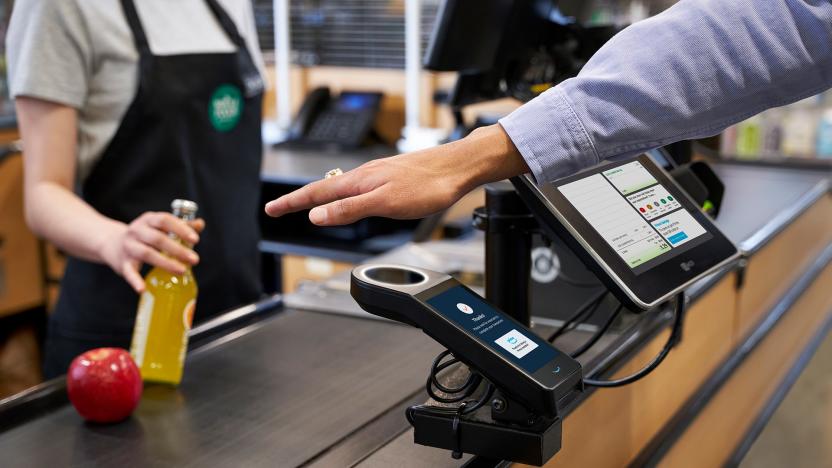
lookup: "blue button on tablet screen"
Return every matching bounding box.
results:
[668,232,689,244]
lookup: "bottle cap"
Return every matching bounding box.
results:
[171,199,199,220]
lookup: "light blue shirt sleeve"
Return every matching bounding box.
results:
[499,0,832,183]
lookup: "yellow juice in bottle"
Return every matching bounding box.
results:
[130,199,198,385]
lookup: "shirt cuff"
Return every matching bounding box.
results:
[499,86,599,184]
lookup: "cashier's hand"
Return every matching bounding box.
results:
[264,125,530,225]
[101,212,205,293]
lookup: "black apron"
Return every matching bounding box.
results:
[44,0,265,378]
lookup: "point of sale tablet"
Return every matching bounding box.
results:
[512,153,739,310]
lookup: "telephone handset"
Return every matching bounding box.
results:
[288,86,383,149]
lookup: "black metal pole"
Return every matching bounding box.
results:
[474,182,536,326]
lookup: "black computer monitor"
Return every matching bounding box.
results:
[424,0,617,109]
[423,0,514,73]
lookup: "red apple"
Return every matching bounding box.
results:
[67,347,143,423]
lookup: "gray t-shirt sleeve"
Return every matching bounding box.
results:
[7,0,92,108]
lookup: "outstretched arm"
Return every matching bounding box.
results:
[266,125,528,225]
[266,0,832,226]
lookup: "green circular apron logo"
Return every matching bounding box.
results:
[209,84,243,132]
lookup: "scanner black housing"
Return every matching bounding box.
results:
[409,406,563,466]
[351,270,582,419]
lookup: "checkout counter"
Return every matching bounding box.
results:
[1,156,830,467]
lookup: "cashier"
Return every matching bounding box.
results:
[8,0,266,377]
[266,0,832,223]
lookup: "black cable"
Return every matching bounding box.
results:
[583,293,686,388]
[407,350,496,427]
[562,295,604,337]
[548,291,606,343]
[426,350,482,403]
[406,382,495,425]
[547,289,608,343]
[459,382,495,415]
[570,302,624,358]
[557,271,602,288]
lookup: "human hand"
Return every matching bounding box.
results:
[101,212,205,293]
[264,125,529,225]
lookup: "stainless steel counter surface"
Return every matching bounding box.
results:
[712,163,830,254]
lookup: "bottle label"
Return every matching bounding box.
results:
[130,291,155,367]
[183,299,196,330]
[179,299,196,366]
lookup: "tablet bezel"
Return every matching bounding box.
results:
[512,153,739,310]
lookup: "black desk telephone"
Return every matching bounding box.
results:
[287,87,383,149]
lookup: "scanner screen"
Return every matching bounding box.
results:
[558,160,711,274]
[427,286,558,373]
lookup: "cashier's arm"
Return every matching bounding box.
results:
[265,125,529,225]
[17,97,204,292]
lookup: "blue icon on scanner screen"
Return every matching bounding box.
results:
[507,336,518,345]
[667,232,688,244]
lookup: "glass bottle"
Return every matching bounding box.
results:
[130,199,199,385]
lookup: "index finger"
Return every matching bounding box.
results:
[264,174,359,217]
[146,212,200,244]
[189,218,206,234]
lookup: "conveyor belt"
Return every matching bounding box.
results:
[1,309,442,468]
[357,428,469,467]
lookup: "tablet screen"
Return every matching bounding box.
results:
[558,160,712,274]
